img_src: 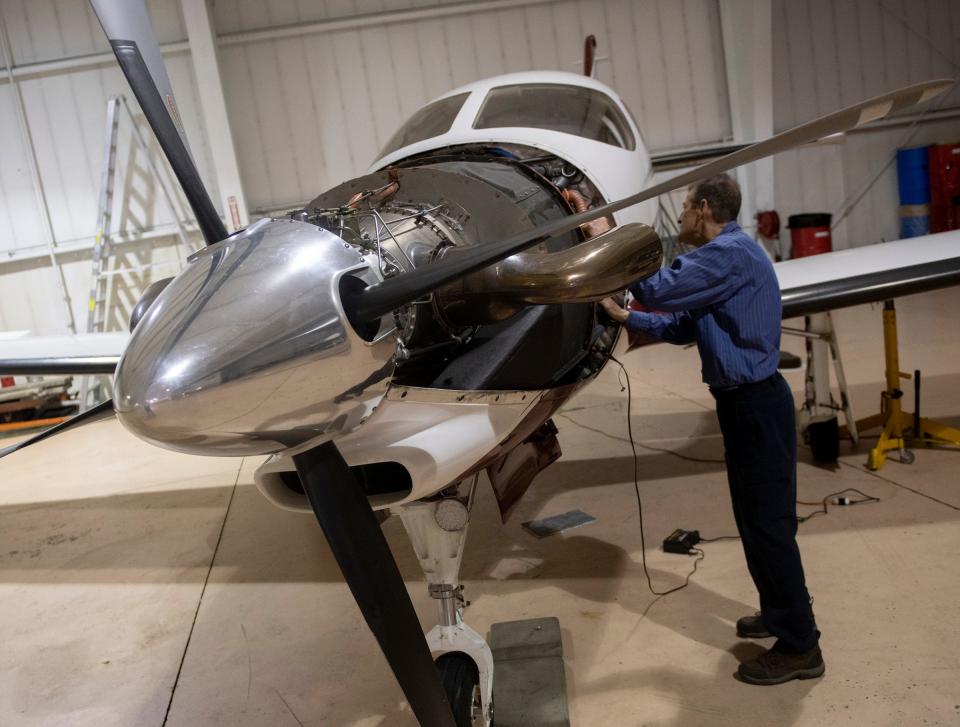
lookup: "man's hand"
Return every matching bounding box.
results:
[600,297,629,323]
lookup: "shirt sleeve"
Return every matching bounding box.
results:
[625,310,696,344]
[628,240,743,312]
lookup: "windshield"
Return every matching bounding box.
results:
[379,92,470,158]
[473,83,636,150]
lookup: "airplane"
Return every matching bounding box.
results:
[1,2,958,725]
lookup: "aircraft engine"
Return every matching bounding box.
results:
[113,157,661,458]
[310,160,662,356]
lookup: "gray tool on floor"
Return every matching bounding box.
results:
[489,617,570,726]
[522,509,595,538]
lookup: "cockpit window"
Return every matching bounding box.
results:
[379,92,470,158]
[472,83,636,150]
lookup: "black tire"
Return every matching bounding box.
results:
[435,653,480,727]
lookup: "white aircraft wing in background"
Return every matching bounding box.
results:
[0,332,128,375]
[2,226,959,377]
[777,229,960,317]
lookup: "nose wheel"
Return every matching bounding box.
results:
[436,652,483,727]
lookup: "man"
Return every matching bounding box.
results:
[600,174,823,685]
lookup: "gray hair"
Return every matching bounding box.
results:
[689,173,741,223]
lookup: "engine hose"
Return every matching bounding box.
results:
[562,188,590,214]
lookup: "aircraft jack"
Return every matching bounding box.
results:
[855,300,960,470]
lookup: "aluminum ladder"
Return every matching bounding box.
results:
[78,96,194,410]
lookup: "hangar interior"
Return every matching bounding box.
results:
[1,0,959,725]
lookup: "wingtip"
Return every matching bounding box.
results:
[918,78,956,104]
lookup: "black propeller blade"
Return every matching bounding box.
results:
[0,398,115,460]
[90,0,226,245]
[294,443,458,727]
[347,78,954,323]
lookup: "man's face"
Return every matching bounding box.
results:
[677,190,707,246]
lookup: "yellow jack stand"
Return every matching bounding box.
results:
[855,300,960,470]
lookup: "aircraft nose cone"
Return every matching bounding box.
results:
[114,218,395,456]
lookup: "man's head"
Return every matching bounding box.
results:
[677,173,742,246]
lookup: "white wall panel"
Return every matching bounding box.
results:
[0,0,215,334]
[10,0,956,333]
[213,0,474,33]
[219,0,732,212]
[0,82,44,248]
[1,0,184,66]
[775,0,960,130]
[0,57,217,250]
[1,0,731,333]
[773,0,960,249]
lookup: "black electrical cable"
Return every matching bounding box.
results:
[796,487,880,523]
[604,352,882,596]
[706,487,881,531]
[839,459,960,512]
[699,535,741,543]
[607,353,704,596]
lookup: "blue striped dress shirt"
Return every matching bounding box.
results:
[626,221,781,389]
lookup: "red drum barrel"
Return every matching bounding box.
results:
[788,213,832,258]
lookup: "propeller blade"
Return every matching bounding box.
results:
[0,399,115,460]
[89,0,227,245]
[347,78,954,323]
[293,442,457,726]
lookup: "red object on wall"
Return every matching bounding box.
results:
[1,376,14,388]
[756,210,781,239]
[928,143,960,233]
[788,213,832,258]
[583,35,597,77]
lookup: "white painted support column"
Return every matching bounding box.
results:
[719,0,773,239]
[180,0,249,231]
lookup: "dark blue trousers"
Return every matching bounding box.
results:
[713,372,820,652]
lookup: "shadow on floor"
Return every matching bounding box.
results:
[572,660,821,727]
[1,433,958,585]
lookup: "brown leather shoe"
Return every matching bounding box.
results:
[736,612,771,638]
[738,642,825,685]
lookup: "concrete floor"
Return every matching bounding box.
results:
[1,287,959,726]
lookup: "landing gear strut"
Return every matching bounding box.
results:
[399,475,494,727]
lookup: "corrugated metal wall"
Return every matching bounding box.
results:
[0,0,731,334]
[772,0,960,248]
[0,0,215,247]
[0,0,957,334]
[212,0,731,212]
[0,0,214,335]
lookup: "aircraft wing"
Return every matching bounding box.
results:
[0,332,128,375]
[0,230,957,377]
[776,229,960,318]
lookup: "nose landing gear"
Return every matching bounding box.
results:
[399,476,494,727]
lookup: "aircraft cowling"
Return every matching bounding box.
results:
[113,218,396,456]
[114,159,663,458]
